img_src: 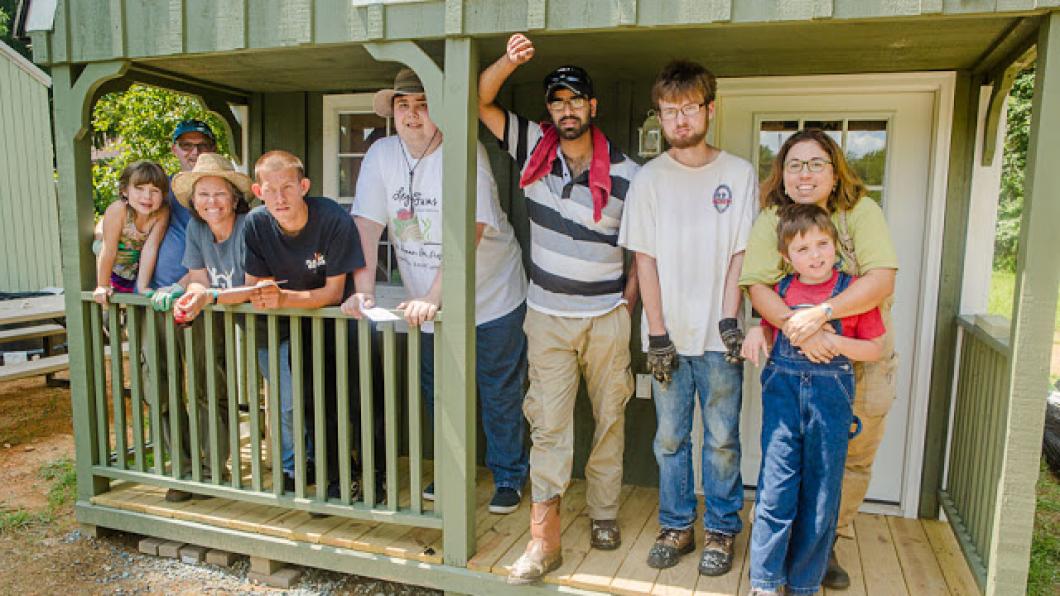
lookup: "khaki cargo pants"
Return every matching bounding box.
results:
[523,306,635,521]
[836,303,898,539]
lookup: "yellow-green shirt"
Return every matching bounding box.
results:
[738,197,899,288]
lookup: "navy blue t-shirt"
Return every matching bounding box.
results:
[243,196,364,339]
[150,186,192,288]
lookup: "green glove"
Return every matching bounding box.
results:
[147,284,184,312]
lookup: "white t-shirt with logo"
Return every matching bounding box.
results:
[619,150,757,356]
[351,136,527,331]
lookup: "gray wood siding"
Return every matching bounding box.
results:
[0,43,61,292]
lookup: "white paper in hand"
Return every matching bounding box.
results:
[362,307,401,323]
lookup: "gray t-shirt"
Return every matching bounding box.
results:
[182,214,248,289]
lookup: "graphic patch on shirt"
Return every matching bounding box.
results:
[306,252,326,271]
[208,266,236,289]
[712,184,733,213]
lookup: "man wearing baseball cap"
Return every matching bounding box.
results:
[479,34,640,584]
[343,68,530,515]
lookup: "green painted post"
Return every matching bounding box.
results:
[126,306,145,472]
[919,71,980,518]
[312,317,327,500]
[204,310,221,484]
[383,323,399,511]
[108,303,126,470]
[247,314,262,491]
[268,315,283,495]
[165,315,182,480]
[291,316,305,498]
[90,304,109,468]
[439,36,478,566]
[985,12,1060,595]
[358,318,376,507]
[408,325,423,515]
[52,61,128,500]
[225,311,241,489]
[336,320,352,504]
[145,309,163,475]
[184,326,201,483]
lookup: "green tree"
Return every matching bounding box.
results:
[995,68,1035,271]
[91,84,231,214]
[0,4,9,37]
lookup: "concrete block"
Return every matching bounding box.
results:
[248,566,302,589]
[205,549,238,567]
[179,544,207,564]
[249,556,284,575]
[157,541,185,558]
[137,537,166,556]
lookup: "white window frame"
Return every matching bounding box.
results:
[322,93,398,283]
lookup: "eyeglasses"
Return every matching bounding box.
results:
[177,141,214,153]
[784,158,833,174]
[547,96,588,113]
[658,103,705,121]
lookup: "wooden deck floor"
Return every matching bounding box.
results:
[91,469,979,595]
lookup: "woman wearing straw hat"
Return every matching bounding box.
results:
[164,153,255,499]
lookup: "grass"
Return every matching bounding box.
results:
[1029,461,1060,596]
[0,458,76,535]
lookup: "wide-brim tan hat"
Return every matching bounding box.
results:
[373,68,426,117]
[171,153,254,210]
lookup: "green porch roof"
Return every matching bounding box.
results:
[23,0,1053,92]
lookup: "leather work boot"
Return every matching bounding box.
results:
[822,539,851,589]
[507,496,563,585]
[698,530,736,576]
[590,519,621,550]
[646,527,695,569]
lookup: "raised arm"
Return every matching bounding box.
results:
[478,33,535,140]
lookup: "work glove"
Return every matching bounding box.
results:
[647,333,679,385]
[145,284,185,312]
[719,317,744,365]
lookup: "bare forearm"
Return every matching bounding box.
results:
[636,253,666,335]
[280,286,344,309]
[749,284,792,329]
[721,252,744,319]
[478,56,517,139]
[833,335,885,362]
[830,268,895,318]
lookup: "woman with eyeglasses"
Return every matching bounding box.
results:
[737,128,899,590]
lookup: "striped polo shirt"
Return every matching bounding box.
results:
[502,111,639,317]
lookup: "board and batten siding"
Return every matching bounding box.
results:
[0,41,60,292]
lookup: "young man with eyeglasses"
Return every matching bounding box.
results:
[619,60,756,575]
[479,33,640,585]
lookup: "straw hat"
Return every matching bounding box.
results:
[372,68,426,118]
[171,153,253,210]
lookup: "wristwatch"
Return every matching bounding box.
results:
[821,302,834,319]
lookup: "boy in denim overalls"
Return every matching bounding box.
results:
[741,203,885,596]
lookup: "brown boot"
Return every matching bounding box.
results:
[507,496,563,585]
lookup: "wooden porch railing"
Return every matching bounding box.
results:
[939,314,1011,590]
[78,292,441,530]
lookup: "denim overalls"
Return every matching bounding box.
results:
[749,272,857,596]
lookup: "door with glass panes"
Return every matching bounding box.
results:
[712,90,936,508]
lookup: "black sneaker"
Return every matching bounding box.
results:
[822,543,851,589]
[698,531,735,576]
[422,482,435,502]
[488,487,521,514]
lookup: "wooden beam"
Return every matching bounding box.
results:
[918,71,980,520]
[986,11,1060,595]
[363,41,445,120]
[438,36,478,566]
[51,60,129,501]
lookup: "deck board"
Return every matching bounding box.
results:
[92,469,979,595]
[856,513,910,596]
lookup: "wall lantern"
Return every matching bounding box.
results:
[638,109,663,158]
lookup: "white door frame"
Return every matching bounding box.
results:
[714,72,955,518]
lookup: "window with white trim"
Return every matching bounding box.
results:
[322,94,399,284]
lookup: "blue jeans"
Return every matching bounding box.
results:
[749,345,855,595]
[256,339,303,475]
[653,351,743,534]
[421,303,529,491]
